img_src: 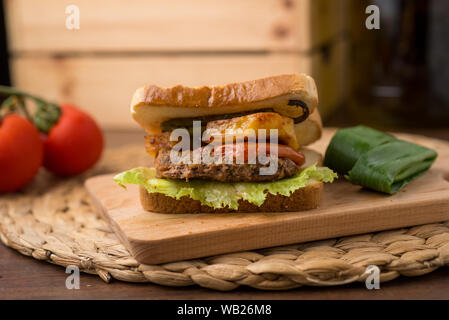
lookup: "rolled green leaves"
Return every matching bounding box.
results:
[347,140,438,194]
[324,126,396,173]
[324,126,438,194]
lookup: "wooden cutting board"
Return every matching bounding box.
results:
[85,131,449,264]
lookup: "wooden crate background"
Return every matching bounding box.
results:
[5,0,348,130]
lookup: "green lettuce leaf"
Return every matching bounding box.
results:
[114,165,337,210]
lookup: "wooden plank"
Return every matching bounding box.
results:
[5,0,346,53]
[10,40,347,129]
[85,131,449,264]
[10,54,312,129]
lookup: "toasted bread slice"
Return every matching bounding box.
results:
[295,108,322,147]
[139,180,323,213]
[139,148,324,213]
[131,73,318,134]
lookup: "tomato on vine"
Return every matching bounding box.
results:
[43,104,103,177]
[0,86,104,193]
[0,114,43,193]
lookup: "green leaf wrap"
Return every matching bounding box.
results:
[324,126,438,194]
[347,140,438,194]
[324,125,396,173]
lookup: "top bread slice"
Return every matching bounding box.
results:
[131,73,319,134]
[295,108,322,146]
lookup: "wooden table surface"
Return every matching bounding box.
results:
[2,128,449,300]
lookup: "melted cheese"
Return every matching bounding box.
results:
[204,112,299,150]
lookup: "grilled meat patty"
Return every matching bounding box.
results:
[155,149,299,182]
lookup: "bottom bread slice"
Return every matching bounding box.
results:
[139,181,323,213]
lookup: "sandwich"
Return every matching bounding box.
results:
[114,74,337,213]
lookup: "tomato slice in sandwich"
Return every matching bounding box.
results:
[213,142,305,167]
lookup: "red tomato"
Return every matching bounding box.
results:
[43,105,103,177]
[0,114,44,193]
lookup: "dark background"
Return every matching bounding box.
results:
[0,2,9,86]
[327,0,449,129]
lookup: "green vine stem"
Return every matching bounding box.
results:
[0,86,61,133]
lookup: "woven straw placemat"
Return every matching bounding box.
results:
[2,138,449,291]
